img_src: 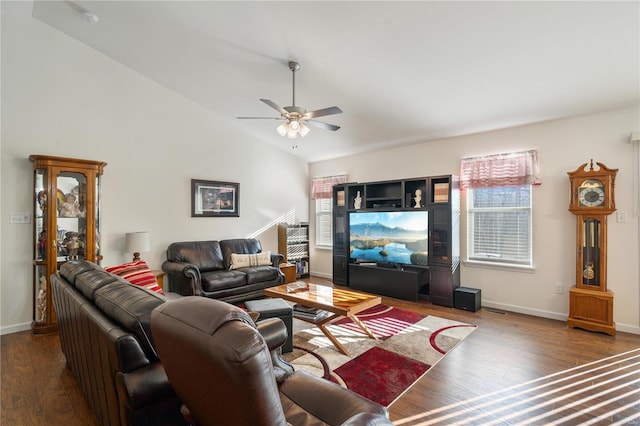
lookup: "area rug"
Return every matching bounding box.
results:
[284,304,476,407]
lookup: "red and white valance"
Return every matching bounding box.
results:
[311,174,348,200]
[460,150,541,190]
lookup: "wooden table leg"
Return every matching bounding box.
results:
[316,314,351,356]
[315,312,380,356]
[349,314,379,340]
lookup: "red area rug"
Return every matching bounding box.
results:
[285,305,476,406]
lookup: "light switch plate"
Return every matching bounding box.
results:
[10,212,31,224]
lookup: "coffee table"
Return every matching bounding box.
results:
[264,282,382,355]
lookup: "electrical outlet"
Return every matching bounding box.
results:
[554,283,563,294]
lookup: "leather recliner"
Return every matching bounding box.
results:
[151,297,393,426]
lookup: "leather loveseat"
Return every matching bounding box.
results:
[51,260,186,426]
[161,238,284,303]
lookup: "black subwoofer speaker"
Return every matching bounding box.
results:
[454,287,481,312]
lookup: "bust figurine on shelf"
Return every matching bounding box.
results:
[413,189,423,208]
[354,191,362,209]
[59,193,83,218]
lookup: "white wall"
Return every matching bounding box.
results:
[1,12,309,333]
[310,107,640,334]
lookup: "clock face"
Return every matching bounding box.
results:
[578,180,605,207]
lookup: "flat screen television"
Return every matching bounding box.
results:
[349,210,429,266]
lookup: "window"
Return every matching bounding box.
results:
[461,150,539,268]
[315,198,333,248]
[311,174,347,249]
[467,185,532,267]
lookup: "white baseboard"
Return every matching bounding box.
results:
[482,300,640,335]
[309,271,332,280]
[1,322,31,336]
[616,323,640,335]
[482,300,567,321]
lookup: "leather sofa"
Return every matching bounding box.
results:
[152,296,393,426]
[161,238,285,303]
[51,260,186,426]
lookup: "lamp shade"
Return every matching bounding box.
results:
[125,231,151,262]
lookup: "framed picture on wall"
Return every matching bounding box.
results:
[191,179,239,217]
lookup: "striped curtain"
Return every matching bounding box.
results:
[311,174,348,200]
[460,150,541,190]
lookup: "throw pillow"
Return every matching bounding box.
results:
[105,260,165,295]
[229,251,271,270]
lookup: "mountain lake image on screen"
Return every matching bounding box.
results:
[349,210,429,266]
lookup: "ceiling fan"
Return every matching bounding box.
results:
[237,61,342,139]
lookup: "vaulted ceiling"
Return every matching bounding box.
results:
[21,1,640,162]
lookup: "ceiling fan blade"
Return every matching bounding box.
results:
[306,106,343,119]
[260,99,288,116]
[236,116,283,120]
[306,119,341,131]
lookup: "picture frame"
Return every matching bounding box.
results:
[191,179,239,217]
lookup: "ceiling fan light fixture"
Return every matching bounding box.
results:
[277,118,309,139]
[276,122,288,136]
[289,119,301,132]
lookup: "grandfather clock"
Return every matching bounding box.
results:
[566,160,617,335]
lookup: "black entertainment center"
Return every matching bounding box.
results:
[332,175,460,306]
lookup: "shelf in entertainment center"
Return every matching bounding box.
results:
[349,263,428,302]
[363,197,403,209]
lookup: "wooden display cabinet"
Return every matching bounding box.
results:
[30,155,107,333]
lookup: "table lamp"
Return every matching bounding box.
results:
[125,231,151,262]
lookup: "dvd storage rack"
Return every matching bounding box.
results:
[278,223,310,279]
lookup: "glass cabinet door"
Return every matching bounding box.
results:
[34,169,47,262]
[30,155,106,333]
[33,169,48,327]
[56,173,89,261]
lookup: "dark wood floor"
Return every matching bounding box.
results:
[386,297,640,425]
[2,277,639,425]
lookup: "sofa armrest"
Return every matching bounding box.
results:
[115,363,187,425]
[279,370,391,425]
[270,253,286,283]
[270,252,285,267]
[161,261,203,296]
[256,318,287,351]
[256,317,295,381]
[115,363,175,410]
[341,412,394,426]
